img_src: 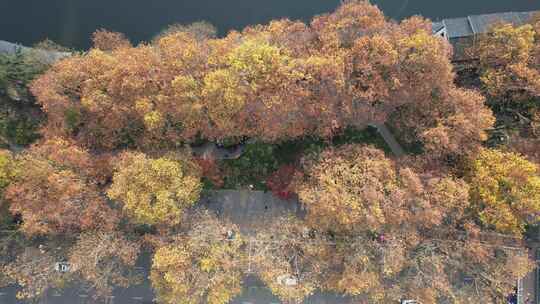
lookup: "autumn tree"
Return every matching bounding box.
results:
[195,157,224,188]
[150,211,245,304]
[296,144,471,235]
[153,31,212,142]
[68,231,141,298]
[154,21,217,42]
[394,238,533,304]
[92,29,132,51]
[202,37,324,140]
[107,152,202,226]
[29,0,494,155]
[31,31,212,150]
[319,234,406,302]
[0,150,15,197]
[266,164,297,199]
[296,145,396,233]
[2,242,72,300]
[310,0,387,51]
[309,1,494,157]
[253,217,332,302]
[475,17,540,145]
[241,19,316,57]
[466,148,540,235]
[341,13,493,156]
[476,21,540,100]
[30,45,164,150]
[5,138,118,236]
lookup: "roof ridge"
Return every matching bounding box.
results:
[467,15,477,35]
[444,9,540,21]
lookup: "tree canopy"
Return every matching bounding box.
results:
[29,0,493,157]
[476,19,540,100]
[467,148,540,235]
[5,138,118,235]
[253,216,332,302]
[107,152,202,226]
[150,211,245,304]
[296,144,532,303]
[475,16,540,143]
[296,144,470,235]
[0,1,535,303]
[68,231,140,298]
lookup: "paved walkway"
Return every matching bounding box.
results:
[191,142,246,160]
[200,190,303,234]
[191,124,405,160]
[371,123,405,157]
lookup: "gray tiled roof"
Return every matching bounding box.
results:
[435,10,539,39]
[432,21,445,33]
[0,40,22,54]
[443,17,473,38]
[468,11,536,34]
[0,39,71,63]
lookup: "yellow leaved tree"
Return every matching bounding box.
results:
[476,21,540,99]
[150,211,246,304]
[467,148,540,235]
[107,152,202,226]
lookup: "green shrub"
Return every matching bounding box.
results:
[33,39,73,53]
[64,107,81,132]
[332,125,390,152]
[223,142,279,189]
[0,113,40,146]
[0,52,47,92]
[0,52,49,147]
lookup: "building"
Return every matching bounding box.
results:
[432,11,539,60]
[0,39,70,64]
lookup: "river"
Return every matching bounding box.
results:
[1,0,540,50]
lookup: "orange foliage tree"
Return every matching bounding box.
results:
[29,0,493,156]
[92,29,132,51]
[296,144,470,235]
[295,144,533,302]
[4,138,118,235]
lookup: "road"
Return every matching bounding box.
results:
[0,191,348,304]
[0,277,352,304]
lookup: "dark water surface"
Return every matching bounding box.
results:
[1,0,540,49]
